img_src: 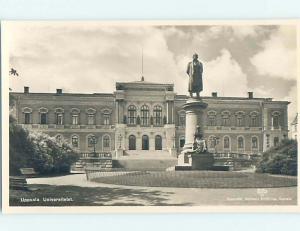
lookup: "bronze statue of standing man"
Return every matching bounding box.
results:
[186,53,203,98]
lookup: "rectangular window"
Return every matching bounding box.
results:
[40,113,47,124]
[24,113,31,124]
[72,115,79,125]
[273,116,280,128]
[251,117,258,127]
[208,117,216,126]
[103,115,110,125]
[237,117,243,127]
[222,117,230,126]
[88,114,95,125]
[56,113,63,125]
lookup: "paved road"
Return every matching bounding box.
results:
[27,174,297,206]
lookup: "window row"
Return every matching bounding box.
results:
[126,105,165,126]
[55,134,111,149]
[128,134,163,150]
[22,107,112,125]
[206,111,261,127]
[178,135,260,151]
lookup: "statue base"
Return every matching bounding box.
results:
[176,151,214,171]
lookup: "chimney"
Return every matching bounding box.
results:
[212,92,218,97]
[248,92,253,99]
[24,86,29,93]
[56,89,62,94]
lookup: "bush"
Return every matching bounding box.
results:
[256,139,297,176]
[9,116,78,175]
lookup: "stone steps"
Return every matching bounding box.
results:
[122,150,175,159]
[113,159,178,171]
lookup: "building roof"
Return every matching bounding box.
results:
[116,77,174,91]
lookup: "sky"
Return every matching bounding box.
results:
[6,22,298,123]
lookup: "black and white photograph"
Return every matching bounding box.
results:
[2,21,299,212]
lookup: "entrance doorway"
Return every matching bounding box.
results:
[155,135,162,150]
[129,135,136,150]
[142,135,149,150]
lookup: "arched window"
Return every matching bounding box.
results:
[128,135,136,150]
[272,112,280,129]
[103,135,110,150]
[128,105,137,125]
[223,136,230,150]
[153,105,162,126]
[155,135,162,150]
[55,108,64,125]
[252,136,258,149]
[87,135,96,148]
[71,135,79,148]
[237,136,244,149]
[141,105,149,126]
[142,135,149,150]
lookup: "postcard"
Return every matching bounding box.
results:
[1,20,299,213]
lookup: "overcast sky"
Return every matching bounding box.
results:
[6,22,298,123]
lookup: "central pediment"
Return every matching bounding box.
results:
[116,79,174,92]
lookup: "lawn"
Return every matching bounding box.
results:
[91,171,297,188]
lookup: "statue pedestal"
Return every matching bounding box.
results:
[176,152,214,170]
[176,97,213,170]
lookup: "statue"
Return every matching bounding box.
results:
[186,53,203,98]
[192,126,207,154]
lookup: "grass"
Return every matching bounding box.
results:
[91,171,298,188]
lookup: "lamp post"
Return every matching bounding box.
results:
[213,136,220,154]
[118,134,122,149]
[90,135,97,157]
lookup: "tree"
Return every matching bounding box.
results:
[9,118,78,175]
[256,139,297,176]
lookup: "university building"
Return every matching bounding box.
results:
[10,79,289,158]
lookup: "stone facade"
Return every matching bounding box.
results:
[11,80,289,157]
